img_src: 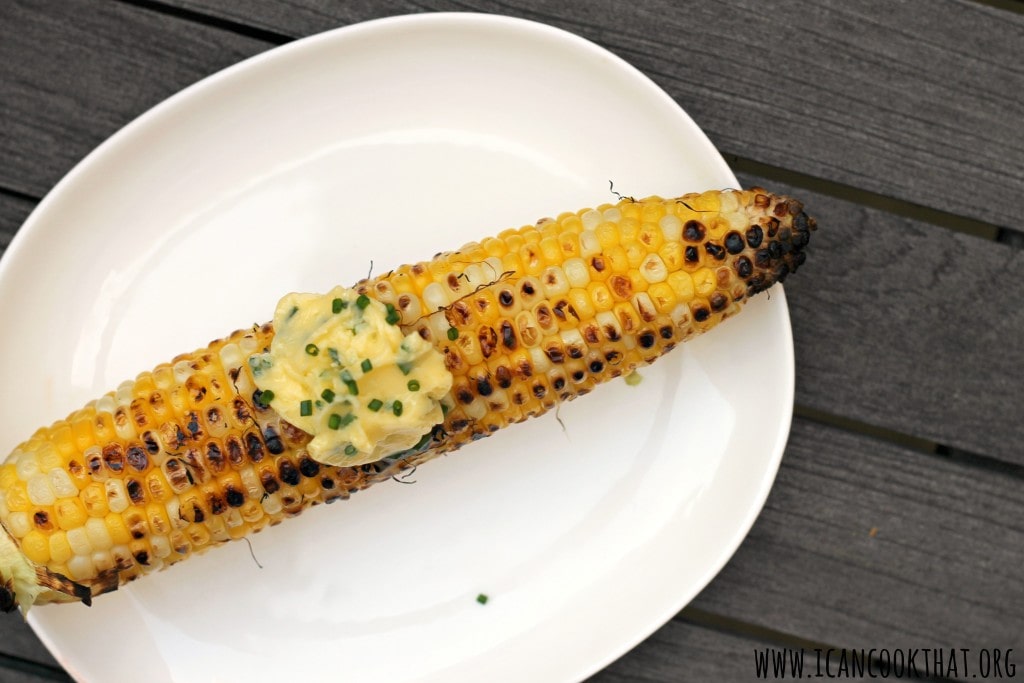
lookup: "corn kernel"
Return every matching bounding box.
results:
[85,516,114,551]
[568,288,595,322]
[49,469,78,499]
[66,528,92,556]
[54,496,87,530]
[7,511,30,538]
[26,473,56,506]
[668,271,696,300]
[105,512,132,546]
[82,483,110,517]
[693,268,716,297]
[48,531,72,563]
[648,283,678,313]
[67,555,97,581]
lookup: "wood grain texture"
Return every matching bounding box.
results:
[0,193,34,257]
[692,417,1024,652]
[157,0,1024,232]
[739,172,1024,465]
[0,0,272,198]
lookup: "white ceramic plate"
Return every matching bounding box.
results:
[0,13,793,683]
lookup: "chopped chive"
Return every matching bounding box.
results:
[407,379,420,392]
[315,399,324,409]
[328,348,340,365]
[321,389,335,403]
[441,402,450,416]
[398,361,414,375]
[392,400,403,417]
[344,444,358,456]
[385,303,400,325]
[361,358,373,373]
[356,294,370,309]
[337,413,357,428]
[368,398,383,412]
[447,327,459,341]
[328,414,342,430]
[340,369,358,395]
[256,390,274,407]
[332,298,346,313]
[476,593,489,605]
[287,305,299,320]
[305,343,319,356]
[299,400,313,417]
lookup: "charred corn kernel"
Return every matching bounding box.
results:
[0,188,814,611]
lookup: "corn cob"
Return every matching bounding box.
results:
[0,187,815,612]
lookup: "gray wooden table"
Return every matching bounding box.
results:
[1,1,1022,681]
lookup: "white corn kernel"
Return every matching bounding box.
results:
[15,452,40,481]
[463,263,486,287]
[529,347,551,374]
[640,254,669,283]
[659,214,683,242]
[172,360,195,384]
[670,303,692,327]
[602,207,622,222]
[150,535,171,559]
[595,311,621,341]
[92,550,115,574]
[219,343,244,373]
[116,380,136,407]
[423,282,449,312]
[262,492,283,516]
[238,334,260,356]
[105,479,129,513]
[463,398,487,420]
[560,329,588,357]
[564,258,590,288]
[66,528,93,556]
[85,517,114,551]
[224,508,244,528]
[26,473,56,506]
[7,512,30,538]
[67,555,97,581]
[632,292,658,323]
[579,230,601,257]
[581,209,602,230]
[483,256,504,281]
[239,466,262,500]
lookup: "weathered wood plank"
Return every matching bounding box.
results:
[691,417,1024,652]
[0,0,272,198]
[157,0,1024,231]
[736,172,1024,465]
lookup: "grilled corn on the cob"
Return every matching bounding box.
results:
[0,187,815,613]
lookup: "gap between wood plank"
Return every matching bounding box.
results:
[794,404,1024,483]
[970,0,1024,15]
[112,0,293,44]
[724,155,1022,247]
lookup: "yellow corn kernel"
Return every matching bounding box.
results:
[54,496,87,530]
[693,268,716,297]
[667,271,696,301]
[105,512,132,546]
[648,282,678,314]
[48,531,72,564]
[81,482,110,517]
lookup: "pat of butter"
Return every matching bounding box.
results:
[250,286,452,467]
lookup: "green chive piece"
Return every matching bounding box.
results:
[368,399,383,412]
[361,358,373,373]
[392,400,403,417]
[328,348,340,365]
[407,379,420,392]
[299,400,312,417]
[356,294,370,309]
[328,414,342,430]
[287,305,299,320]
[476,593,489,605]
[398,361,414,375]
[346,380,359,396]
[256,390,274,407]
[305,343,319,356]
[337,413,357,428]
[332,298,346,313]
[321,389,335,403]
[447,327,459,341]
[441,402,450,416]
[385,303,400,325]
[344,444,357,456]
